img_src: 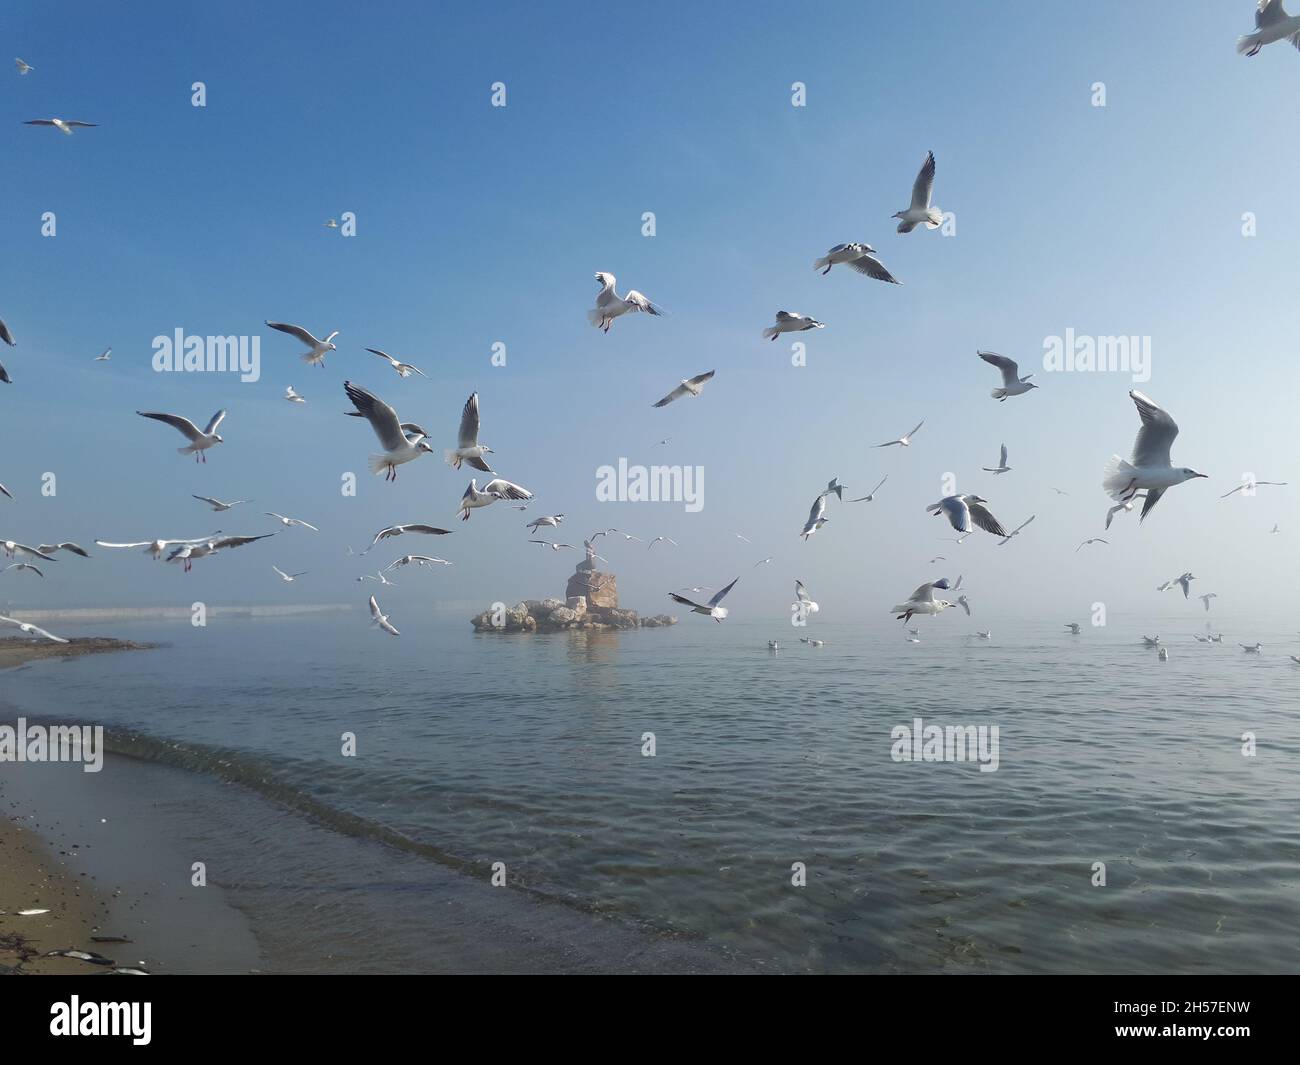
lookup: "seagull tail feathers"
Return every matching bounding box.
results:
[367,454,392,476]
[442,449,462,469]
[1237,33,1261,55]
[990,388,1007,400]
[761,326,780,339]
[586,308,603,327]
[1102,455,1136,500]
[812,255,831,272]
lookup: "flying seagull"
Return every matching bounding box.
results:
[369,595,400,636]
[589,272,664,332]
[794,579,819,615]
[265,321,338,366]
[893,151,943,233]
[0,482,11,501]
[847,476,888,503]
[1159,572,1196,598]
[95,348,111,361]
[323,218,338,228]
[344,380,434,481]
[763,311,824,341]
[801,494,829,540]
[166,533,273,572]
[443,392,494,473]
[94,533,222,560]
[997,514,1036,546]
[1220,478,1287,498]
[653,370,715,408]
[193,495,250,512]
[284,385,306,404]
[820,477,847,501]
[978,351,1037,401]
[366,348,427,378]
[384,554,450,570]
[529,540,576,551]
[1103,391,1207,522]
[526,514,564,531]
[265,512,319,531]
[927,494,1009,537]
[272,566,307,582]
[876,422,924,448]
[1237,0,1300,56]
[668,577,739,622]
[15,58,33,75]
[1076,538,1109,551]
[982,444,1011,474]
[24,118,97,135]
[136,409,226,462]
[2,563,44,577]
[1199,592,1218,611]
[812,243,900,283]
[36,542,90,557]
[458,478,533,521]
[648,536,677,548]
[2,541,56,562]
[0,613,67,643]
[364,523,451,552]
[890,578,953,623]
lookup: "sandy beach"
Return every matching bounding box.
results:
[0,636,156,672]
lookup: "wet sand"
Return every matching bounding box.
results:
[0,636,156,672]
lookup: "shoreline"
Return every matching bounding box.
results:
[0,636,158,673]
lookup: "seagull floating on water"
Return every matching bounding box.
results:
[1103,391,1206,522]
[979,351,1037,401]
[893,151,943,233]
[1142,635,1161,647]
[589,272,663,333]
[813,243,900,283]
[266,321,338,366]
[1065,623,1081,634]
[1240,642,1263,653]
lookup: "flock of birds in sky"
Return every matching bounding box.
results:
[2,6,1298,655]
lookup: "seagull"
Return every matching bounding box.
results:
[1208,633,1224,643]
[363,524,451,553]
[794,579,819,615]
[357,571,397,586]
[973,630,992,640]
[15,58,33,75]
[366,348,427,378]
[458,478,533,520]
[265,321,338,366]
[1156,572,1194,595]
[955,594,971,615]
[982,444,1012,474]
[1158,647,1170,661]
[530,540,576,552]
[801,494,829,540]
[1199,593,1219,611]
[1240,642,1263,653]
[323,218,338,228]
[1291,655,1300,664]
[753,557,774,567]
[443,392,494,473]
[526,514,565,531]
[265,512,319,531]
[24,118,97,135]
[1065,623,1081,634]
[136,409,226,463]
[997,514,1036,545]
[668,577,739,622]
[893,151,943,232]
[284,386,306,404]
[1220,479,1287,498]
[384,554,451,569]
[272,566,307,582]
[978,351,1037,401]
[877,422,925,449]
[588,272,664,333]
[1050,487,1069,496]
[193,495,251,512]
[166,534,273,572]
[94,533,222,560]
[344,380,434,481]
[1238,0,1300,56]
[1105,493,1145,530]
[799,637,825,647]
[36,542,90,557]
[1168,573,1196,598]
[648,536,677,549]
[1103,391,1207,521]
[2,563,44,577]
[369,595,400,636]
[763,311,824,341]
[94,348,111,361]
[890,578,952,623]
[2,541,55,562]
[812,243,900,283]
[1142,635,1161,647]
[1194,634,1210,643]
[0,614,67,643]
[1271,524,1281,534]
[0,483,11,501]
[847,476,888,503]
[1076,538,1109,551]
[608,529,644,543]
[820,478,847,501]
[929,556,947,563]
[927,494,1009,537]
[767,640,780,651]
[653,370,715,408]
[735,533,752,544]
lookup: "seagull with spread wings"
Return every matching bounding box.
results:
[982,443,1012,474]
[137,409,226,462]
[669,577,739,622]
[847,476,888,503]
[589,272,664,333]
[266,321,338,366]
[653,370,715,408]
[0,613,67,643]
[801,494,830,540]
[763,311,824,341]
[1238,0,1300,56]
[458,478,533,521]
[443,392,494,473]
[366,348,427,378]
[24,117,97,135]
[364,523,451,552]
[927,495,1009,538]
[344,380,434,481]
[193,495,251,512]
[978,351,1037,401]
[813,243,900,283]
[1102,391,1206,522]
[892,151,943,232]
[890,578,953,623]
[369,595,400,636]
[876,422,924,448]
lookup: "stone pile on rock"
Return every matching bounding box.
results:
[470,559,677,633]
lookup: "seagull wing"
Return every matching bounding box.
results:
[137,411,203,441]
[458,393,482,448]
[483,478,533,501]
[344,381,407,451]
[708,577,740,607]
[212,534,273,549]
[95,540,153,549]
[204,410,228,435]
[999,443,1008,467]
[910,151,936,210]
[1258,0,1286,27]
[1128,391,1178,468]
[794,579,812,604]
[806,494,828,525]
[1139,488,1166,522]
[653,383,691,407]
[0,317,14,346]
[369,595,382,620]
[668,592,704,610]
[624,290,663,316]
[266,321,321,347]
[366,348,399,367]
[967,501,1009,537]
[908,582,937,604]
[847,253,901,284]
[977,351,1019,387]
[940,496,971,532]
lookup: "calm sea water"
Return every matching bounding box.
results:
[3,610,1299,973]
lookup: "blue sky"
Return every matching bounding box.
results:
[2,1,1297,624]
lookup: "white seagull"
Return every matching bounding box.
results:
[813,243,900,283]
[978,351,1038,401]
[1159,572,1196,598]
[0,613,67,643]
[653,370,715,408]
[997,514,1036,546]
[15,58,33,75]
[927,494,1009,537]
[94,533,222,560]
[982,444,1011,474]
[0,482,11,501]
[847,476,888,503]
[1240,642,1263,653]
[668,577,739,622]
[1103,391,1207,521]
[2,563,44,577]
[876,422,924,448]
[284,386,306,404]
[890,578,953,623]
[384,554,451,570]
[36,542,90,557]
[272,565,307,582]
[892,151,943,233]
[526,514,565,531]
[1076,538,1109,551]
[1238,0,1300,56]
[1142,635,1161,647]
[265,512,319,531]
[588,272,664,333]
[193,495,251,512]
[1221,478,1287,498]
[365,523,451,552]
[136,409,227,463]
[366,348,427,378]
[763,311,824,341]
[165,533,273,572]
[443,392,494,473]
[648,536,677,549]
[345,380,434,481]
[369,595,400,636]
[95,348,111,361]
[2,541,56,562]
[265,321,338,366]
[794,579,819,615]
[1199,593,1219,611]
[801,494,829,540]
[458,478,533,521]
[529,540,576,552]
[24,118,97,135]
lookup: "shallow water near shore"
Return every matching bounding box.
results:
[3,611,1299,973]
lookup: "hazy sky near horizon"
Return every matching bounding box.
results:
[2,1,1297,625]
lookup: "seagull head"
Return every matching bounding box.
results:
[417,440,435,454]
[1179,468,1208,481]
[212,433,224,443]
[891,211,905,220]
[481,445,494,454]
